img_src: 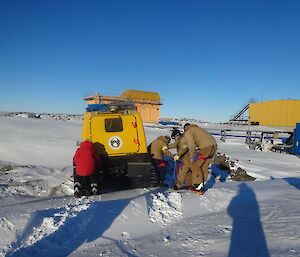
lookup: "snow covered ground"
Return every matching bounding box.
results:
[0,116,300,257]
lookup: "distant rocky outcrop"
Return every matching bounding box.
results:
[213,153,256,181]
[0,112,83,121]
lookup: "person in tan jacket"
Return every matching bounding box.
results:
[150,135,174,186]
[183,123,217,194]
[168,129,193,189]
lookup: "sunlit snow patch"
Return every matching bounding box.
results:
[148,192,183,226]
[17,198,92,249]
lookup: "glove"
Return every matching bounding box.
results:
[162,146,168,151]
[173,154,180,161]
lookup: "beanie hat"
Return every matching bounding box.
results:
[184,123,191,131]
[171,129,182,139]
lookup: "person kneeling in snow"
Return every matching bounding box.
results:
[73,140,100,197]
[150,135,174,187]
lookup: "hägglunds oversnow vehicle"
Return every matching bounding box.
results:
[81,101,159,189]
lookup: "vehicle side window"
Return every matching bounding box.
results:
[105,118,123,132]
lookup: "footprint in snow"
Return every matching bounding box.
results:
[148,192,183,226]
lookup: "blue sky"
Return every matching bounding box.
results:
[0,0,299,122]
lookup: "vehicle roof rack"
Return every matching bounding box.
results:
[108,101,136,112]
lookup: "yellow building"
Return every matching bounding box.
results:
[249,99,300,127]
[84,90,162,123]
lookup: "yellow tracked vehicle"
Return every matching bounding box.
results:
[81,101,159,189]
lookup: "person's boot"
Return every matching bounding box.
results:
[159,183,169,187]
[74,182,82,198]
[91,183,98,195]
[189,183,205,195]
[173,182,181,190]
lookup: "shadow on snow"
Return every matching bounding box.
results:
[7,188,166,257]
[227,183,270,257]
[205,164,230,190]
[284,177,300,190]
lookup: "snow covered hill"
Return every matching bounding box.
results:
[0,116,300,257]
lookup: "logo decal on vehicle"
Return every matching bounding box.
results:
[108,136,123,150]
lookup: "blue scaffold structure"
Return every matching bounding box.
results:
[294,123,300,156]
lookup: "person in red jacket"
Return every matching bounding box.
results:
[73,140,100,197]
